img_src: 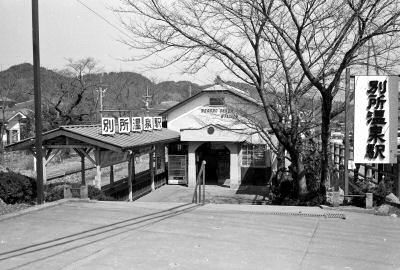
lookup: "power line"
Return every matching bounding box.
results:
[75,0,214,86]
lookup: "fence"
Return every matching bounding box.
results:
[329,143,399,197]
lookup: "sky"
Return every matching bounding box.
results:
[0,0,222,85]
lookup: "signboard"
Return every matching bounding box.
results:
[354,76,398,163]
[200,106,236,119]
[101,116,163,135]
[101,117,115,135]
[118,117,131,134]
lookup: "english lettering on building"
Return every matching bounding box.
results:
[354,76,398,163]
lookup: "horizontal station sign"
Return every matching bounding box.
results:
[101,116,163,135]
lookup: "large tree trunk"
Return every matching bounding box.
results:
[288,148,307,197]
[320,96,332,193]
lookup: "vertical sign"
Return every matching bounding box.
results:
[153,116,162,130]
[143,117,153,131]
[118,117,131,134]
[101,117,115,135]
[132,117,143,132]
[354,76,398,163]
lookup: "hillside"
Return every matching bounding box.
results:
[0,63,205,109]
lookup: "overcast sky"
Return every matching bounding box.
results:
[0,0,222,84]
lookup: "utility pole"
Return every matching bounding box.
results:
[97,87,106,120]
[32,0,44,204]
[143,87,152,114]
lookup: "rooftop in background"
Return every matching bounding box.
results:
[160,83,261,116]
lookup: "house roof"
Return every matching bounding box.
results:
[0,110,27,123]
[160,83,261,116]
[5,125,180,152]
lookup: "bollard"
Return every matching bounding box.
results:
[332,191,340,207]
[63,185,72,199]
[80,185,88,199]
[365,193,373,209]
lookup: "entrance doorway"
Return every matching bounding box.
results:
[196,142,230,185]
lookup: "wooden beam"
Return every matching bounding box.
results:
[75,148,96,165]
[44,148,60,166]
[44,145,93,149]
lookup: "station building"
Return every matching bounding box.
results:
[162,83,276,189]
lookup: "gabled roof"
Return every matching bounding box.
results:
[0,110,27,123]
[5,125,180,152]
[160,83,261,116]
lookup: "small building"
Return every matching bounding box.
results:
[162,83,276,189]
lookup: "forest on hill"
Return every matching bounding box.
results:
[0,59,209,131]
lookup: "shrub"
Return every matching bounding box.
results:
[88,185,114,201]
[0,171,36,204]
[44,183,65,202]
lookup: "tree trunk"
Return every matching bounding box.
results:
[320,97,332,194]
[288,149,307,197]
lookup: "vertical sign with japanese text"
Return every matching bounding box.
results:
[354,76,398,163]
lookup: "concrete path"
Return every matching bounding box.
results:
[137,184,268,204]
[0,200,399,270]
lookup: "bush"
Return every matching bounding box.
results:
[0,171,36,204]
[44,183,65,202]
[88,185,114,201]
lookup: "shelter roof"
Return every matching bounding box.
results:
[5,125,180,152]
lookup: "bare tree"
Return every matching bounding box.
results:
[115,0,400,198]
[259,0,400,190]
[44,57,101,127]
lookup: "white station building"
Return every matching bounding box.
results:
[162,83,276,189]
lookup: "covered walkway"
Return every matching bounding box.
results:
[5,125,180,200]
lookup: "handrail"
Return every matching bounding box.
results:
[192,160,206,204]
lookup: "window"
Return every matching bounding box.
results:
[209,97,224,106]
[11,130,18,143]
[241,143,266,167]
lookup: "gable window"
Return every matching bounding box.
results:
[209,97,224,106]
[241,143,266,167]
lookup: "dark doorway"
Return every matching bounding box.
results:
[196,142,230,185]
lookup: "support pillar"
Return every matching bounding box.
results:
[110,165,114,185]
[128,153,133,201]
[94,148,102,189]
[80,153,85,186]
[150,146,155,190]
[188,142,202,188]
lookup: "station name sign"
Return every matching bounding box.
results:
[200,106,236,119]
[354,76,398,163]
[101,116,162,135]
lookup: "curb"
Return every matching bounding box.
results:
[0,198,90,222]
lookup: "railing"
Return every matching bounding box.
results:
[192,160,206,204]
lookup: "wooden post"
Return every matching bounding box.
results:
[81,153,85,185]
[42,149,47,185]
[150,146,155,190]
[94,148,101,189]
[344,68,350,196]
[110,165,114,185]
[128,153,133,201]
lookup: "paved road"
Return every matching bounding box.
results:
[0,200,399,270]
